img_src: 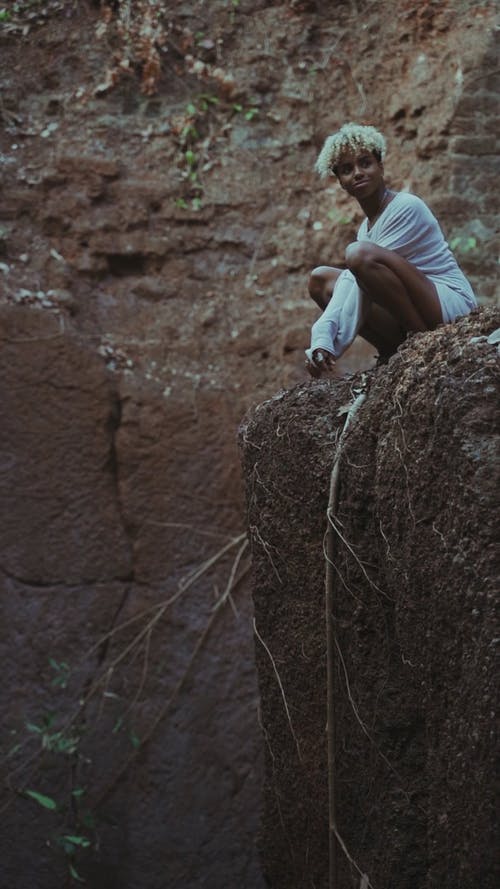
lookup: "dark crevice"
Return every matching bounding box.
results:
[107,253,146,276]
[105,391,136,573]
[105,392,122,478]
[0,565,131,588]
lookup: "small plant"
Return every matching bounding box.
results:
[232,104,259,121]
[26,712,80,755]
[4,534,248,883]
[184,148,197,170]
[327,208,351,225]
[197,93,219,112]
[172,94,222,211]
[174,194,203,212]
[23,778,92,882]
[7,659,94,884]
[25,789,58,810]
[173,90,259,210]
[227,0,240,15]
[50,658,70,689]
[244,107,259,121]
[449,234,477,254]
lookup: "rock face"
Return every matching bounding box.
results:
[240,309,499,889]
[0,1,498,886]
[0,305,264,888]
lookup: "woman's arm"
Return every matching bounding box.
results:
[307,270,368,362]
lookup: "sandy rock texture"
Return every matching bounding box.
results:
[240,308,499,889]
[0,1,498,886]
[0,305,263,888]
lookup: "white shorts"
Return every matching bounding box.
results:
[434,282,477,324]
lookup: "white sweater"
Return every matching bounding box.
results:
[308,192,477,358]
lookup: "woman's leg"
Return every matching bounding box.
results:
[360,303,407,359]
[306,266,344,376]
[308,265,344,311]
[345,242,443,330]
[308,264,405,360]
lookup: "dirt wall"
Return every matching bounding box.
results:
[0,1,498,886]
[240,308,499,889]
[0,304,264,888]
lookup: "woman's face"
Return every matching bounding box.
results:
[335,149,384,199]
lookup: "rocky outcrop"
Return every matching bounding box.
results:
[240,309,499,889]
[0,2,498,886]
[0,305,264,888]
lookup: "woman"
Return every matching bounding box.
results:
[305,122,477,377]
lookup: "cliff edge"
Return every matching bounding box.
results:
[240,308,499,889]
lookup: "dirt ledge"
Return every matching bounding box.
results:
[239,307,499,889]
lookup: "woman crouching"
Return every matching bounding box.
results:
[305,122,477,377]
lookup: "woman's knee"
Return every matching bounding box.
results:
[308,266,340,306]
[345,241,377,273]
[308,267,330,304]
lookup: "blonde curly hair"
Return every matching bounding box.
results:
[315,123,386,179]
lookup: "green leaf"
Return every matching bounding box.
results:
[69,863,86,883]
[49,658,69,670]
[181,123,198,141]
[49,659,70,687]
[52,677,67,688]
[25,789,58,810]
[26,722,43,734]
[112,716,123,734]
[63,835,91,848]
[244,108,259,121]
[71,787,86,798]
[51,734,79,755]
[186,103,197,115]
[199,93,219,105]
[450,234,477,254]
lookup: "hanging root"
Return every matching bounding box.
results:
[2,532,249,804]
[325,389,367,889]
[253,619,303,764]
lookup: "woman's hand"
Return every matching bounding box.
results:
[305,348,335,378]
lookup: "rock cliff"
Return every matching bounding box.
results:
[0,1,498,886]
[240,309,499,889]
